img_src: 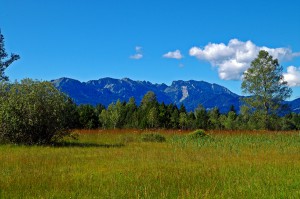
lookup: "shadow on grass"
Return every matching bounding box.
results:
[53,142,125,148]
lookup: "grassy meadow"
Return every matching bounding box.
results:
[1,129,300,198]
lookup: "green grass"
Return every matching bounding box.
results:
[1,130,300,198]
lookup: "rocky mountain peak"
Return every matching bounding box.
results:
[51,77,300,113]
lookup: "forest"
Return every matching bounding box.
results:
[69,91,300,131]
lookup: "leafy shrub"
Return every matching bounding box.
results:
[187,129,208,140]
[0,79,74,145]
[141,133,166,142]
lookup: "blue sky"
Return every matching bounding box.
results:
[1,0,300,99]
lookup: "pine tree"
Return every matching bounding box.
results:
[242,50,292,129]
[0,30,20,81]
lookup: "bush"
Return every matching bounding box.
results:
[0,79,74,145]
[187,129,207,140]
[141,133,166,142]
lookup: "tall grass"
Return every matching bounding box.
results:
[1,130,300,198]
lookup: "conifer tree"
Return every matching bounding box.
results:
[242,50,292,129]
[0,30,20,81]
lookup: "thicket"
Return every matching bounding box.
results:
[0,79,74,145]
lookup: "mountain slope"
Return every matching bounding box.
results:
[52,77,172,107]
[51,77,300,113]
[164,80,240,112]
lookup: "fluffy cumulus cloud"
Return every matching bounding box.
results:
[163,50,183,59]
[189,39,300,80]
[283,66,300,87]
[130,46,143,60]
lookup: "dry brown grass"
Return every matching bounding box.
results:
[73,128,192,135]
[74,128,296,135]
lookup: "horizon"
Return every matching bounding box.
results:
[1,0,300,99]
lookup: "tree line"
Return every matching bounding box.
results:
[70,91,300,131]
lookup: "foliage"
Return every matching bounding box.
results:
[141,133,166,142]
[241,50,292,129]
[208,107,221,129]
[179,112,188,129]
[194,105,209,130]
[69,92,300,131]
[0,79,73,145]
[21,88,299,132]
[187,129,207,140]
[0,30,20,81]
[77,104,99,129]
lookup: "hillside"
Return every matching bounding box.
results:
[52,77,300,113]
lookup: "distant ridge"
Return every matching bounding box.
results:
[51,77,300,113]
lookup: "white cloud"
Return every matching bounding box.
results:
[135,46,142,53]
[130,46,143,60]
[129,53,143,60]
[189,39,300,80]
[283,66,300,87]
[163,50,183,59]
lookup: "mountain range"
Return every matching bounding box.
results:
[51,77,300,113]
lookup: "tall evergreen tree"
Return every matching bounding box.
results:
[0,30,20,81]
[77,104,98,129]
[194,105,209,130]
[169,104,179,129]
[208,107,221,129]
[124,97,137,128]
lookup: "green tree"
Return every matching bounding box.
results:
[141,91,158,109]
[237,105,251,130]
[229,105,236,113]
[292,113,300,130]
[94,104,105,128]
[77,104,98,129]
[208,107,221,129]
[222,111,237,130]
[169,105,179,129]
[0,30,20,81]
[281,113,296,130]
[158,102,168,128]
[124,97,138,128]
[148,107,159,128]
[179,112,188,130]
[241,50,292,129]
[179,104,187,113]
[139,91,158,128]
[63,98,80,129]
[107,100,122,129]
[0,79,72,145]
[194,105,209,130]
[187,112,196,129]
[99,109,110,129]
